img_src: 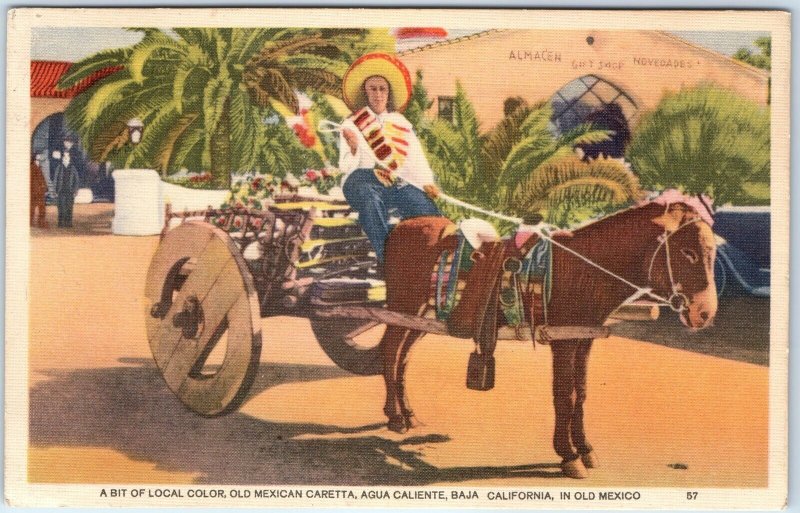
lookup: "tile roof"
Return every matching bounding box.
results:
[30,60,123,98]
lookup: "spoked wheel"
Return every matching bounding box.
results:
[144,222,262,416]
[309,316,385,376]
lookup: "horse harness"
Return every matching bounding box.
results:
[434,205,707,348]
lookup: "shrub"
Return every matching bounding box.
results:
[627,85,770,206]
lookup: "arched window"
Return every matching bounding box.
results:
[551,75,637,159]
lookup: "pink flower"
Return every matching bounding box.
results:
[233,218,243,228]
[305,169,320,182]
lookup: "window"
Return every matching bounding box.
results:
[550,75,637,159]
[438,96,455,123]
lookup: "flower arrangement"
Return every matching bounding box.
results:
[221,174,278,211]
[299,167,343,195]
[165,172,219,190]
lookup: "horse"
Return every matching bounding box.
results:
[377,199,717,479]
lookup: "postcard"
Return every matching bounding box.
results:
[5,7,789,509]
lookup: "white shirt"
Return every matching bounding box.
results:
[338,109,436,187]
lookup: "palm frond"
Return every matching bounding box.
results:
[129,30,187,83]
[85,77,137,121]
[510,155,641,226]
[479,100,533,176]
[56,47,130,90]
[201,71,233,142]
[155,113,200,172]
[285,67,342,96]
[558,123,613,147]
[170,118,205,172]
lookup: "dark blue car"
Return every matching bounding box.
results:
[713,206,770,297]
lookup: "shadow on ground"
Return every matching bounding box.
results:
[611,296,769,366]
[30,360,561,485]
[31,204,114,237]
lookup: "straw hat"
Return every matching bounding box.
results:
[342,53,412,113]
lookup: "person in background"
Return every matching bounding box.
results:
[338,52,442,265]
[54,135,80,228]
[30,155,48,228]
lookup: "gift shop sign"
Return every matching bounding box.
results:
[508,49,704,72]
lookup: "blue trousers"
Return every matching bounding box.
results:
[343,168,442,263]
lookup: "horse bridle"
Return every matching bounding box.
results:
[646,216,705,313]
[532,208,709,315]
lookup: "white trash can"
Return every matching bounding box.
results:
[112,169,162,235]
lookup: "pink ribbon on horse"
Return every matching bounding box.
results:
[645,189,715,227]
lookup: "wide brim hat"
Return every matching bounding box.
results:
[342,53,412,113]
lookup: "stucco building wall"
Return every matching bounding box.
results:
[399,29,769,128]
[31,97,70,132]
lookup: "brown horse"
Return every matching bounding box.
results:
[379,200,717,478]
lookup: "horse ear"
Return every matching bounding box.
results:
[652,203,687,232]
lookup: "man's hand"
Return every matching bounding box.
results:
[342,128,358,155]
[423,184,440,199]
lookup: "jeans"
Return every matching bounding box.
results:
[343,168,442,263]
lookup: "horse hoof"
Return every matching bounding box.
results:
[562,458,589,479]
[404,414,424,430]
[387,417,408,434]
[581,451,598,469]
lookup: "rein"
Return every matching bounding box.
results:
[322,117,698,313]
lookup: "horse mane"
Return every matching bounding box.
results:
[566,201,664,235]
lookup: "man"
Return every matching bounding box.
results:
[30,155,49,228]
[338,52,442,264]
[54,136,80,228]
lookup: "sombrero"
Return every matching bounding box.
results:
[342,53,412,113]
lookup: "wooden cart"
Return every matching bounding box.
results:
[145,197,655,416]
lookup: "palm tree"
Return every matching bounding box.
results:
[414,82,482,198]
[408,75,624,228]
[486,99,612,212]
[60,28,388,188]
[626,85,770,206]
[733,36,771,71]
[510,154,642,227]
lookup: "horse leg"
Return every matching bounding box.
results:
[571,338,597,468]
[551,340,588,478]
[396,328,426,430]
[382,325,413,433]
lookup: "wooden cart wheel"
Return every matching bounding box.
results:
[309,317,384,375]
[144,222,262,416]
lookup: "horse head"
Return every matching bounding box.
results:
[648,202,717,330]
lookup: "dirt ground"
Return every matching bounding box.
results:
[26,204,769,487]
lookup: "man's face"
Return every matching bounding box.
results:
[364,76,390,114]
